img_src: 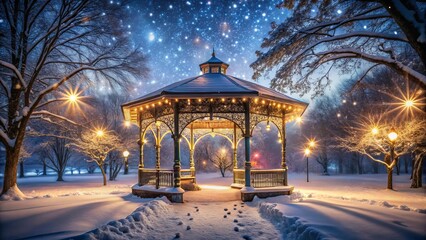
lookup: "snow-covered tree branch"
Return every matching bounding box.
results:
[251,0,426,97]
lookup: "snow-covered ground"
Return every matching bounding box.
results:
[0,172,425,239]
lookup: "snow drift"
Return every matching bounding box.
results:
[69,197,171,240]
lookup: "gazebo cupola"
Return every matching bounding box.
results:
[199,49,229,74]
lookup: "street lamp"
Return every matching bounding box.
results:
[371,127,379,135]
[124,120,131,128]
[388,128,398,142]
[96,130,104,137]
[304,148,311,182]
[308,139,316,148]
[67,93,78,103]
[404,100,414,108]
[387,127,398,190]
[123,150,130,175]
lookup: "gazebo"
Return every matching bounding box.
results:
[122,51,308,202]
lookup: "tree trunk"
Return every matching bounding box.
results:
[2,148,20,194]
[411,153,424,188]
[57,172,64,181]
[387,167,393,190]
[220,168,225,177]
[338,158,343,174]
[43,161,47,175]
[19,161,24,178]
[396,158,400,175]
[100,164,107,186]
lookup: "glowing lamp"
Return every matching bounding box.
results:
[96,130,104,137]
[388,128,398,142]
[304,148,311,156]
[266,123,271,131]
[404,100,414,108]
[124,121,131,127]
[371,127,378,135]
[123,150,130,158]
[68,94,78,103]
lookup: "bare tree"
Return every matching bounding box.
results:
[69,129,122,186]
[0,0,148,195]
[251,0,426,98]
[338,116,426,189]
[201,142,233,177]
[41,137,72,181]
[108,151,123,181]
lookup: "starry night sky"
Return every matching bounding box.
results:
[120,0,290,98]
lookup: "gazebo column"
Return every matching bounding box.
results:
[189,125,196,182]
[281,113,288,186]
[138,126,145,186]
[173,103,182,190]
[243,102,252,188]
[233,123,238,169]
[155,124,161,189]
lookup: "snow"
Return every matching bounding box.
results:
[133,184,185,193]
[76,198,281,240]
[0,172,425,239]
[0,184,27,201]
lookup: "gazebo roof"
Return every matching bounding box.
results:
[122,72,306,107]
[122,52,308,125]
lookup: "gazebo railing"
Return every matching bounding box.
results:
[139,169,173,188]
[233,169,286,188]
[139,168,195,188]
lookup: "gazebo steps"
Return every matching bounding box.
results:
[132,184,184,203]
[240,186,294,202]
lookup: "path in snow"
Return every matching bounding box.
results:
[79,199,282,240]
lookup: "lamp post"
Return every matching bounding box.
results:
[304,148,311,182]
[387,128,398,190]
[123,150,130,175]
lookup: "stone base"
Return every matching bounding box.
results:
[230,183,244,189]
[132,185,184,203]
[240,186,294,202]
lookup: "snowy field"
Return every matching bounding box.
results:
[0,172,425,239]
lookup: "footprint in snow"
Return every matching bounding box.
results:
[189,217,193,221]
[187,226,191,230]
[177,221,183,225]
[242,235,252,240]
[187,213,191,216]
[233,219,238,223]
[224,208,228,211]
[234,227,239,232]
[237,223,245,227]
[174,233,181,239]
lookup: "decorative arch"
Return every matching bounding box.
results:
[178,113,245,136]
[249,114,284,139]
[141,119,174,142]
[193,131,234,149]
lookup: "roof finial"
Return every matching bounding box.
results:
[212,48,215,57]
